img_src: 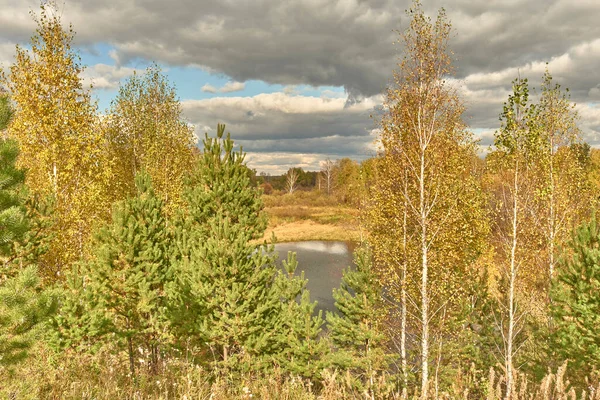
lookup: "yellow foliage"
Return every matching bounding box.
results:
[102,65,196,214]
[365,3,490,394]
[1,6,113,279]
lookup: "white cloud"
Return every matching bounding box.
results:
[576,103,600,144]
[220,81,245,93]
[183,91,379,173]
[283,85,297,95]
[202,81,246,94]
[80,63,138,90]
[2,0,600,165]
[245,152,353,175]
[182,92,380,139]
[0,41,16,69]
[201,83,217,93]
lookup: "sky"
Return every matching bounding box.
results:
[1,0,600,175]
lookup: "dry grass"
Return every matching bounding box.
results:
[261,193,361,243]
[263,191,341,208]
[482,363,600,400]
[3,345,598,399]
[263,219,362,243]
[0,345,376,400]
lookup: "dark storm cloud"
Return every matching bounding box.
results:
[3,0,600,98]
[182,93,380,141]
[2,0,600,171]
[181,92,379,173]
[237,135,375,157]
[13,0,594,101]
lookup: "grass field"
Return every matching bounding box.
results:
[260,192,362,243]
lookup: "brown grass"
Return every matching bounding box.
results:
[263,219,362,243]
[261,192,361,243]
[4,345,598,399]
[0,345,375,400]
[484,362,600,400]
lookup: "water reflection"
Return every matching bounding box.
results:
[274,241,356,315]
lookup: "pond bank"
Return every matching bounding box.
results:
[263,219,361,242]
[261,204,362,243]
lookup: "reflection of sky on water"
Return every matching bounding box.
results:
[292,241,348,255]
[274,241,356,315]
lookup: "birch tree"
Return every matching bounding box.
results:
[368,2,487,397]
[535,70,590,285]
[320,158,335,195]
[103,66,196,214]
[487,78,541,399]
[285,168,299,194]
[1,5,112,278]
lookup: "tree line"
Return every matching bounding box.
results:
[1,2,600,399]
[254,157,368,206]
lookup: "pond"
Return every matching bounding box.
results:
[274,241,357,315]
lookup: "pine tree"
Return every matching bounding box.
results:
[0,265,57,369]
[0,130,53,273]
[274,251,327,380]
[56,173,172,375]
[170,124,280,374]
[181,123,266,240]
[8,195,55,272]
[0,135,56,370]
[0,139,28,259]
[550,216,600,382]
[0,91,13,131]
[326,245,389,395]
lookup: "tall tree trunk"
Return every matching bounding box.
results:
[505,162,519,400]
[150,343,159,375]
[367,337,375,400]
[128,335,135,376]
[548,138,555,282]
[401,174,409,396]
[420,148,429,400]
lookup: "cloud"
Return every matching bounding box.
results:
[182,91,379,173]
[0,41,16,69]
[201,83,217,93]
[576,103,600,144]
[202,81,246,94]
[244,150,375,175]
[182,91,381,140]
[245,153,332,175]
[80,63,138,90]
[283,85,298,95]
[220,81,245,93]
[5,0,592,100]
[2,0,600,169]
[453,37,600,139]
[0,1,36,44]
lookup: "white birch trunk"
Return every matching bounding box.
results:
[420,148,429,400]
[505,161,519,400]
[401,176,409,396]
[548,138,556,282]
